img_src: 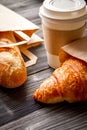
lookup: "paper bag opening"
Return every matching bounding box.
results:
[59,36,87,65]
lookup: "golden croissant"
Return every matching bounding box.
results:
[33,58,87,104]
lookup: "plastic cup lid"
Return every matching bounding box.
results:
[44,0,86,12]
[40,0,87,22]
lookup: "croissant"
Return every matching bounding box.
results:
[33,58,87,104]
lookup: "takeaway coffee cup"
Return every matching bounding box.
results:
[39,0,87,69]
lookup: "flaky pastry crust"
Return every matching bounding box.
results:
[33,58,87,104]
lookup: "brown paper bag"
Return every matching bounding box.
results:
[0,4,39,36]
[60,36,87,65]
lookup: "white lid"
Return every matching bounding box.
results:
[44,0,86,12]
[40,0,87,22]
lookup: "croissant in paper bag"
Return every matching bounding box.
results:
[33,58,87,103]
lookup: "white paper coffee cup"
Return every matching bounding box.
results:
[40,0,87,69]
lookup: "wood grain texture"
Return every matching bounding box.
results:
[0,0,87,130]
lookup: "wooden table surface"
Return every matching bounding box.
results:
[0,0,87,130]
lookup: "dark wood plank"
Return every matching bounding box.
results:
[0,67,53,126]
[1,101,87,130]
